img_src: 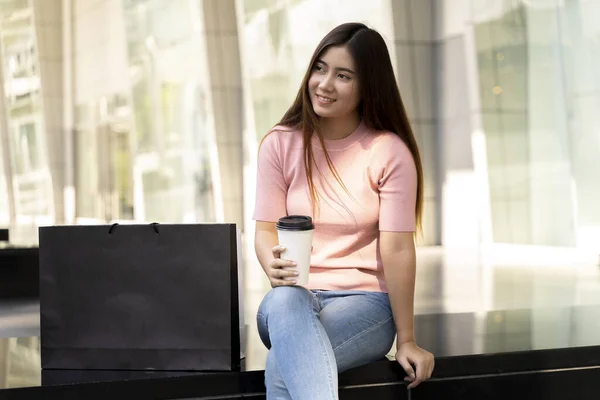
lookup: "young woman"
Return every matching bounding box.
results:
[253,22,435,399]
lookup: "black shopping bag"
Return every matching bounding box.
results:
[39,223,242,371]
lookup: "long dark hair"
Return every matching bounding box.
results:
[270,22,424,231]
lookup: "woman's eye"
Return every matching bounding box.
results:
[314,65,325,72]
[339,74,350,80]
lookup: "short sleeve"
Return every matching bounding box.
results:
[253,132,288,222]
[377,137,418,232]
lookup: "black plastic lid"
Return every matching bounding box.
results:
[276,215,314,231]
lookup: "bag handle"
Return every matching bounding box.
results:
[108,223,160,235]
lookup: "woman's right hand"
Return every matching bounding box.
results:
[267,245,299,288]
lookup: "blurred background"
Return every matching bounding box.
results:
[1,0,599,253]
[1,0,600,390]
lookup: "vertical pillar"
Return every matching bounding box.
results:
[32,0,66,224]
[62,0,75,224]
[0,23,17,232]
[203,0,245,230]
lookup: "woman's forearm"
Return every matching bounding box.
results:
[382,248,416,346]
[255,222,280,273]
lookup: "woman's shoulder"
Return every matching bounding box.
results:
[361,129,415,173]
[365,128,411,154]
[267,124,301,138]
[259,125,303,159]
[270,124,297,133]
[262,125,301,146]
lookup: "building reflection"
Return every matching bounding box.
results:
[0,337,40,388]
[2,301,600,388]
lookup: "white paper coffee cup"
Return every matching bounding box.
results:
[276,215,314,286]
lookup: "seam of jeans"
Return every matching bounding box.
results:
[309,294,337,399]
[332,315,394,352]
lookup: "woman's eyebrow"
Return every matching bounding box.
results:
[316,59,355,74]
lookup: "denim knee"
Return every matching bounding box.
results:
[259,286,315,317]
[257,286,318,347]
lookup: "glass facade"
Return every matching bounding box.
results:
[66,0,218,225]
[0,0,52,244]
[0,0,598,254]
[121,0,217,223]
[472,0,600,247]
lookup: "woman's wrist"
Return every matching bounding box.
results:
[396,331,415,348]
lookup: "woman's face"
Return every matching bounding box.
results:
[308,45,360,120]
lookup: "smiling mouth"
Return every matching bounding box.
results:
[316,95,336,104]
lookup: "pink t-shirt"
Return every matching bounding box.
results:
[253,121,417,293]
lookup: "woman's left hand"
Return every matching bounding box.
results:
[395,341,435,389]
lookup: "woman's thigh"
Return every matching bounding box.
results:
[318,291,396,373]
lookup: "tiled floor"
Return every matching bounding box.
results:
[1,245,600,389]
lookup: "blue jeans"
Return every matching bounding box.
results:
[257,286,396,400]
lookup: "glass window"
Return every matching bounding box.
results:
[122,0,216,223]
[473,0,600,248]
[1,0,51,228]
[12,122,39,174]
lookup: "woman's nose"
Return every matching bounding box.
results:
[318,74,334,92]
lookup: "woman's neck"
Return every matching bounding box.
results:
[318,114,361,140]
